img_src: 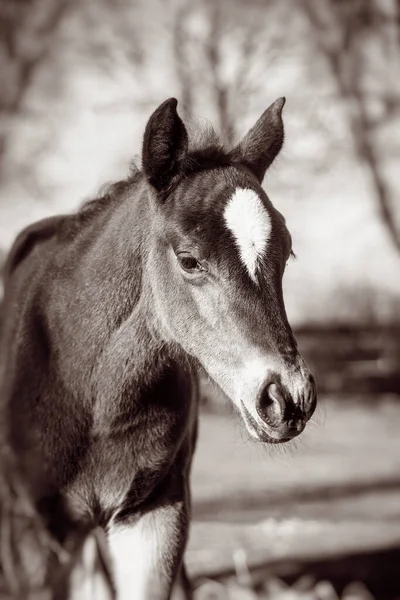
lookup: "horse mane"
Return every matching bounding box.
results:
[78,163,142,216]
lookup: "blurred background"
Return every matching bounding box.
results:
[1,0,400,598]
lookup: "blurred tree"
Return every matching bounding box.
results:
[0,0,70,174]
[300,0,400,253]
[170,0,284,144]
[79,0,145,91]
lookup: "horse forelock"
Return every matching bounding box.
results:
[185,119,222,153]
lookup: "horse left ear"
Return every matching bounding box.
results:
[232,97,285,183]
[142,98,188,195]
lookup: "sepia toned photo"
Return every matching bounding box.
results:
[0,1,399,599]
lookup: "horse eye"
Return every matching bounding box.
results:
[177,253,203,273]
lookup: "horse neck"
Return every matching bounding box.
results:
[61,181,174,405]
[87,184,190,430]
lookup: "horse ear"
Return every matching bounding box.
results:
[232,97,285,182]
[142,98,188,194]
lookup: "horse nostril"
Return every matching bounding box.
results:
[287,418,305,433]
[256,382,286,427]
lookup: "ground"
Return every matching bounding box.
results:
[187,395,400,597]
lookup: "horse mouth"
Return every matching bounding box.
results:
[240,401,292,444]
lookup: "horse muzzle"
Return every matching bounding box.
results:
[240,372,317,444]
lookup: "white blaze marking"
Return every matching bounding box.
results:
[224,188,272,281]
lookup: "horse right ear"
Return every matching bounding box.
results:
[231,97,285,183]
[142,98,188,196]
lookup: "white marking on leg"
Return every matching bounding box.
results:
[69,531,114,600]
[224,188,272,281]
[108,521,159,600]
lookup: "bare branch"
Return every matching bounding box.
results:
[300,0,400,254]
[172,1,195,119]
[0,0,71,170]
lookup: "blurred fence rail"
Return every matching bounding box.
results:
[296,325,400,396]
[187,518,400,600]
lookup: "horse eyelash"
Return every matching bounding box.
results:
[290,250,297,260]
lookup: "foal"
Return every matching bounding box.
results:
[0,97,317,599]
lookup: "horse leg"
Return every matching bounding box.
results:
[107,500,189,600]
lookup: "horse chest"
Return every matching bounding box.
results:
[66,395,194,523]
